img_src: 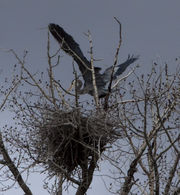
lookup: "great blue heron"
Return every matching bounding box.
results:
[48,23,138,98]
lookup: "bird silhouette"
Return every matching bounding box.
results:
[49,23,138,98]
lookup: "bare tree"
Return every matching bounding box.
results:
[102,63,180,195]
[0,24,179,195]
[0,62,33,195]
[3,40,119,194]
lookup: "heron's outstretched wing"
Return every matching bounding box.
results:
[48,23,92,80]
[48,24,137,98]
[103,55,139,82]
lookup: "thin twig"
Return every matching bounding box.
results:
[9,49,53,103]
[47,30,57,106]
[112,65,138,89]
[72,62,80,108]
[87,30,99,108]
[53,78,75,96]
[104,17,122,110]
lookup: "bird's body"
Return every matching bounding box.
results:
[48,23,138,98]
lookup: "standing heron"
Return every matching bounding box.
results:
[48,23,138,98]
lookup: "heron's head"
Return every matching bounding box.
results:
[76,79,83,89]
[71,79,83,89]
[70,79,86,95]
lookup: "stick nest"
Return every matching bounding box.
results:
[32,108,116,176]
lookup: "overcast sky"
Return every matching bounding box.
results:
[0,0,180,194]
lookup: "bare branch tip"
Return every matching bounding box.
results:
[114,17,121,25]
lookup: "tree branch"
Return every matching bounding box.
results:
[104,17,122,110]
[164,153,180,194]
[0,133,33,195]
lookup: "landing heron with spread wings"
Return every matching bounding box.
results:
[48,23,138,98]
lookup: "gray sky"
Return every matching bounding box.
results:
[0,0,180,194]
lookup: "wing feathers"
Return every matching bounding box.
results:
[48,23,91,77]
[114,55,139,79]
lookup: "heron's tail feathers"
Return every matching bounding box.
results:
[114,55,139,79]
